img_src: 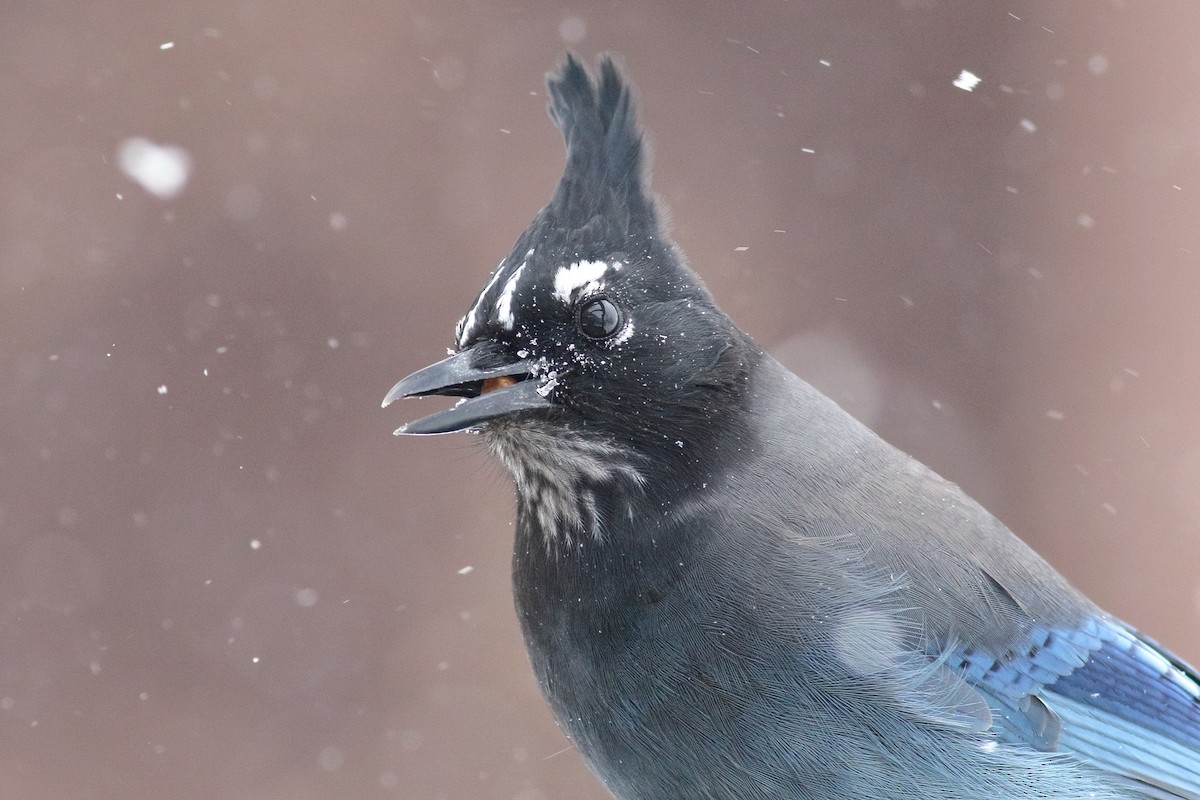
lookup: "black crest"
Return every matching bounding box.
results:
[541,54,659,248]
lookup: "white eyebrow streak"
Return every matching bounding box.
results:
[553,260,612,303]
[495,262,527,329]
[457,259,507,347]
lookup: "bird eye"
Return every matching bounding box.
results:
[577,297,622,340]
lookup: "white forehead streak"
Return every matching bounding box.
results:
[553,260,612,303]
[495,262,527,329]
[458,259,507,347]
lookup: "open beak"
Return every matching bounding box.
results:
[381,347,549,435]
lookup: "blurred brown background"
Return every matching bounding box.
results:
[2,1,1199,798]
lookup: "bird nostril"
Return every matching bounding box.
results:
[481,375,519,395]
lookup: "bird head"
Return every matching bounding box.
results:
[384,55,758,540]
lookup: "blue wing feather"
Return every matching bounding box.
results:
[947,616,1200,798]
[1050,621,1200,749]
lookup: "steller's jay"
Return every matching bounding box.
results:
[384,54,1200,799]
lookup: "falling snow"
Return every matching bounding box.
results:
[953,70,981,92]
[117,138,191,199]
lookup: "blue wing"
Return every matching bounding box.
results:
[949,615,1200,798]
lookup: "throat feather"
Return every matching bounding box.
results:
[487,424,645,549]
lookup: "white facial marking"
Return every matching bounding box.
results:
[553,260,611,303]
[611,319,635,346]
[495,262,527,330]
[457,259,507,347]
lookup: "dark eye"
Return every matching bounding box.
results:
[578,297,622,340]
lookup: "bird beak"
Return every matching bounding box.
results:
[381,347,549,435]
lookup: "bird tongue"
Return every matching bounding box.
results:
[481,375,519,395]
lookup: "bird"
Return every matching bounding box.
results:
[383,54,1200,800]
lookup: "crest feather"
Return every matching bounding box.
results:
[544,54,657,239]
